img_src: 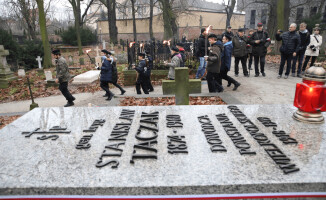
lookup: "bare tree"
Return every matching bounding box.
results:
[149,0,154,39]
[99,0,118,44]
[131,0,137,42]
[224,0,237,29]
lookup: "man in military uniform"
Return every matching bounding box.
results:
[52,49,75,107]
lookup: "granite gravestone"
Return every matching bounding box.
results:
[0,105,325,199]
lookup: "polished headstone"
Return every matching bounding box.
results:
[0,105,325,197]
[72,70,100,84]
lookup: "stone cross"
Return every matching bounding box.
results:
[36,56,42,69]
[0,45,16,88]
[94,46,100,57]
[173,67,190,105]
[102,40,106,49]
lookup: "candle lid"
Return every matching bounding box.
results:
[303,64,326,82]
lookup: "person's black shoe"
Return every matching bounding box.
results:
[244,74,249,77]
[249,67,252,70]
[121,90,126,95]
[297,74,302,78]
[103,94,108,97]
[255,74,259,77]
[262,73,266,77]
[217,88,224,93]
[235,74,239,77]
[227,82,231,87]
[64,102,74,107]
[148,89,154,92]
[233,83,241,91]
[72,96,76,101]
[106,94,114,101]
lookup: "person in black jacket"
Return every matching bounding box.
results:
[99,50,115,101]
[291,23,310,78]
[145,50,154,92]
[222,26,234,39]
[247,29,255,70]
[133,53,149,95]
[195,28,208,79]
[205,34,224,93]
[275,23,301,79]
[249,23,271,77]
[232,28,249,77]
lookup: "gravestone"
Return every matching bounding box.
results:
[18,69,26,77]
[72,70,100,84]
[45,71,53,81]
[36,56,44,75]
[0,45,16,88]
[68,56,74,66]
[102,40,106,49]
[0,105,325,199]
[94,46,102,68]
[162,68,201,105]
[45,71,58,88]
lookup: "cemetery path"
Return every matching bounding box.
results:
[0,63,299,115]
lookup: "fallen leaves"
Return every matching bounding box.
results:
[0,115,21,130]
[119,96,226,106]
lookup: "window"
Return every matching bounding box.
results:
[250,10,256,25]
[261,9,267,25]
[310,7,317,17]
[296,8,304,22]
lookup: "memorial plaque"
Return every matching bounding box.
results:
[0,105,325,199]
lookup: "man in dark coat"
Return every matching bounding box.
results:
[222,26,234,39]
[205,34,224,93]
[52,49,75,107]
[219,35,241,91]
[232,28,249,77]
[276,23,301,79]
[195,28,208,79]
[249,23,271,77]
[99,50,115,101]
[247,29,255,70]
[292,22,310,78]
[145,50,154,92]
[133,53,149,94]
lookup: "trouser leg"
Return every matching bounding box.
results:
[136,82,142,94]
[196,57,206,78]
[297,51,305,75]
[234,57,240,75]
[310,56,317,67]
[147,76,154,91]
[279,53,286,75]
[241,56,248,75]
[291,55,298,74]
[59,82,74,102]
[260,55,265,74]
[285,54,293,76]
[112,82,125,93]
[254,56,260,75]
[302,56,310,72]
[248,53,253,69]
[141,81,149,94]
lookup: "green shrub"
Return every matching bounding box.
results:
[0,28,20,65]
[61,26,97,46]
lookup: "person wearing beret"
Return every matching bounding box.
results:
[133,53,149,94]
[232,28,249,77]
[164,46,183,80]
[205,34,224,93]
[99,49,115,100]
[249,22,271,77]
[52,49,75,107]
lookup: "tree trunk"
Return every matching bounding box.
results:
[35,0,51,68]
[160,0,175,40]
[149,0,154,39]
[225,0,236,29]
[267,0,277,39]
[106,0,118,44]
[72,0,83,55]
[131,0,137,42]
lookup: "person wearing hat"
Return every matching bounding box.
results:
[195,28,208,79]
[52,49,75,107]
[222,26,234,39]
[145,50,154,92]
[176,43,186,67]
[98,49,115,100]
[164,46,182,80]
[275,23,301,79]
[219,35,241,91]
[133,53,149,94]
[204,34,224,93]
[249,22,271,77]
[302,26,322,73]
[232,28,249,77]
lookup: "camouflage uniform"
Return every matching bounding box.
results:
[55,56,74,104]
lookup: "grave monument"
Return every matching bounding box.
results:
[0,104,325,199]
[0,45,16,88]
